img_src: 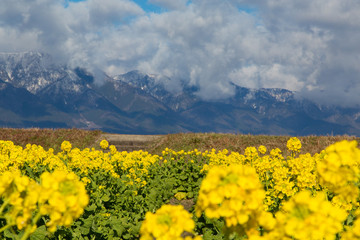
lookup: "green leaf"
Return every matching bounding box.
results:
[203,229,223,240]
[122,233,132,239]
[179,175,188,180]
[85,204,97,212]
[173,186,185,193]
[80,216,94,235]
[111,219,125,236]
[346,214,355,225]
[4,228,17,239]
[187,191,194,198]
[101,194,110,202]
[25,165,36,179]
[30,225,48,240]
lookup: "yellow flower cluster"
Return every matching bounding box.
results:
[61,140,72,152]
[192,138,360,239]
[286,137,302,153]
[161,148,207,166]
[317,140,360,210]
[201,149,244,172]
[195,164,267,232]
[198,138,320,211]
[0,140,160,188]
[273,190,347,240]
[0,170,39,232]
[140,204,201,240]
[287,153,319,190]
[4,136,360,239]
[258,145,267,155]
[0,169,88,235]
[100,139,109,150]
[39,170,89,232]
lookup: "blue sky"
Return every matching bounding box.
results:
[67,0,168,13]
[1,0,360,106]
[131,0,165,13]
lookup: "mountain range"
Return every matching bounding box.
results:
[1,51,360,136]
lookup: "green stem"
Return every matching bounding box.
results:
[0,198,12,234]
[0,198,11,215]
[20,212,42,240]
[0,223,12,233]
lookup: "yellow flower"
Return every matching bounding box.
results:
[109,145,117,154]
[258,145,267,154]
[100,140,109,150]
[174,192,187,200]
[140,205,199,240]
[0,171,41,232]
[286,137,301,153]
[196,164,265,231]
[61,141,72,152]
[81,177,91,185]
[39,170,89,232]
[278,190,347,240]
[317,140,360,206]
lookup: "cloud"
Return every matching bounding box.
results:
[233,0,360,106]
[1,0,360,106]
[0,28,40,52]
[87,0,144,26]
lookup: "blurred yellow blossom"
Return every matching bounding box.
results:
[286,137,301,153]
[61,141,72,152]
[140,204,200,240]
[100,139,109,149]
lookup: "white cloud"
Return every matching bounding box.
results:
[229,64,304,91]
[87,0,144,26]
[0,27,40,52]
[1,0,360,106]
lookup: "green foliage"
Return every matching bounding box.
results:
[3,132,360,239]
[43,152,208,240]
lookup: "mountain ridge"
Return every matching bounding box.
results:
[1,51,359,136]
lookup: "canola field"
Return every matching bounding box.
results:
[0,137,360,239]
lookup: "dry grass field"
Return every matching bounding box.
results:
[0,128,102,152]
[148,132,360,156]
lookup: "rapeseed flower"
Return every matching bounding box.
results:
[258,145,267,154]
[196,164,265,231]
[109,145,117,154]
[140,204,200,240]
[0,170,41,232]
[39,170,89,232]
[277,190,347,240]
[286,137,302,153]
[317,140,360,207]
[100,140,109,149]
[61,141,72,152]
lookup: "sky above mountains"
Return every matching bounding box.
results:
[1,0,360,106]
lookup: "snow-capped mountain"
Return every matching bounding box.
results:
[0,52,62,93]
[113,70,199,111]
[1,51,360,135]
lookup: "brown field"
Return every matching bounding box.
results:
[148,132,360,156]
[0,128,102,152]
[1,128,359,155]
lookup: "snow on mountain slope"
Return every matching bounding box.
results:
[1,51,360,135]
